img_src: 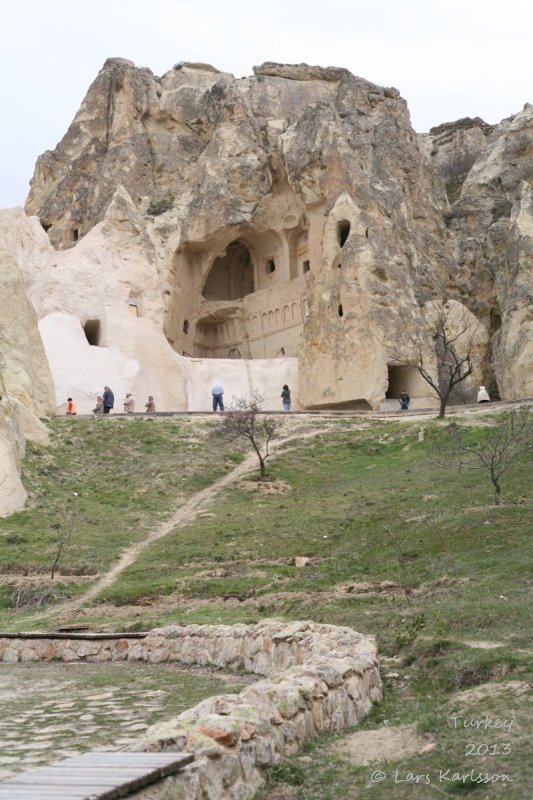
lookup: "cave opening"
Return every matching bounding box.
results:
[337,220,351,248]
[83,320,101,346]
[202,241,255,300]
[385,365,418,398]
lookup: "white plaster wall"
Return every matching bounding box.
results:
[178,356,299,412]
[40,312,299,414]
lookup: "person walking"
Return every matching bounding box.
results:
[145,395,156,413]
[66,398,77,415]
[124,393,135,413]
[102,386,114,414]
[399,389,410,410]
[211,383,224,412]
[477,385,490,403]
[281,384,291,412]
[92,396,104,415]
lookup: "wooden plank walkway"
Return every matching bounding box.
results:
[0,751,194,800]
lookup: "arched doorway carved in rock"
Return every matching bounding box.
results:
[202,241,255,301]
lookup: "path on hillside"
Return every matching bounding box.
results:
[63,424,343,611]
[22,401,530,623]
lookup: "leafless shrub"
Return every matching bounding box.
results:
[50,505,81,579]
[11,587,66,610]
[217,392,281,481]
[441,408,533,505]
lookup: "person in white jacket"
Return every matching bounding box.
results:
[124,393,135,413]
[477,386,490,403]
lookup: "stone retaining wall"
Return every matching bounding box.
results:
[1,620,381,799]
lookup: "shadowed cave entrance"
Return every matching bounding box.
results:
[202,241,255,301]
[386,365,419,398]
[83,320,101,346]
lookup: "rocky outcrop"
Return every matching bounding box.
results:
[14,61,533,410]
[0,246,55,516]
[426,104,533,398]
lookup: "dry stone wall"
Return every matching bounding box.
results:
[0,620,381,799]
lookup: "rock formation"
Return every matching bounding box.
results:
[0,241,56,515]
[1,59,531,417]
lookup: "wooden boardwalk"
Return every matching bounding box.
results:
[0,751,194,799]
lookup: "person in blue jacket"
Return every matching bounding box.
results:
[103,386,114,414]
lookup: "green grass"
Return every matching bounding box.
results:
[0,416,233,611]
[1,412,531,797]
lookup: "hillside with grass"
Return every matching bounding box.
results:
[0,409,531,798]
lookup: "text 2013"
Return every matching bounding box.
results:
[465,743,512,757]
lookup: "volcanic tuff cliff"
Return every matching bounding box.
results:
[12,59,533,412]
[0,238,55,516]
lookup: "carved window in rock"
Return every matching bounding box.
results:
[288,228,309,279]
[203,241,255,300]
[228,348,241,359]
[337,220,351,248]
[303,259,311,273]
[83,320,101,346]
[266,258,276,273]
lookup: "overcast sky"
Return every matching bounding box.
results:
[1,0,531,208]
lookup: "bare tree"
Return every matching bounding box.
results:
[442,408,533,505]
[389,302,481,418]
[217,392,281,481]
[50,505,80,578]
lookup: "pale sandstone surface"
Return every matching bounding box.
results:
[426,105,533,398]
[1,201,299,414]
[0,409,27,518]
[0,247,55,515]
[1,59,529,422]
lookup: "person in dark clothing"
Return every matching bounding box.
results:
[103,386,114,414]
[211,383,224,412]
[281,385,291,412]
[399,389,410,411]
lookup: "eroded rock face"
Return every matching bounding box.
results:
[19,60,533,408]
[0,246,56,515]
[427,105,533,398]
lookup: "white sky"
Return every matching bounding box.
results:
[1,0,531,208]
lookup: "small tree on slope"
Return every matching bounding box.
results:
[217,392,281,481]
[443,408,533,505]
